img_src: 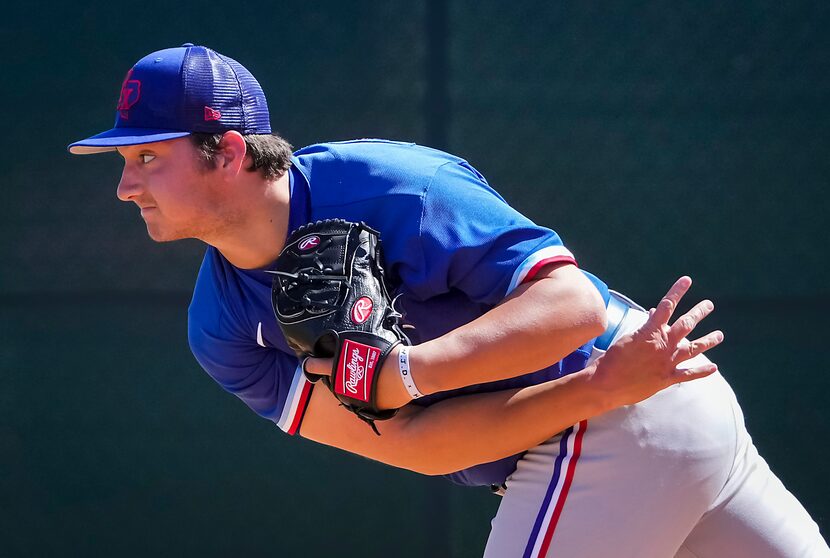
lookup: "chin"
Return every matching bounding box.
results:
[145,224,185,243]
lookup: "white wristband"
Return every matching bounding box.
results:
[398,346,424,400]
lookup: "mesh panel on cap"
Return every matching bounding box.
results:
[181,46,244,132]
[220,54,272,134]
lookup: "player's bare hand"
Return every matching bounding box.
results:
[591,276,724,410]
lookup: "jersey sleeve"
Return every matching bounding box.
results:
[187,254,313,435]
[408,161,577,304]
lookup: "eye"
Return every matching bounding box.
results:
[140,154,156,164]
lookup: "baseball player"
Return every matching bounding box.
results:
[69,44,829,557]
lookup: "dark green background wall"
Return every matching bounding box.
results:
[2,1,828,556]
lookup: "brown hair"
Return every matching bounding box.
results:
[190,132,293,179]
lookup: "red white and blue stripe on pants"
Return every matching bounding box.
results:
[523,420,588,558]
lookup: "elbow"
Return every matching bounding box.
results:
[410,458,467,477]
[548,271,606,341]
[408,463,451,476]
[391,455,458,477]
[582,284,608,339]
[536,263,607,341]
[567,267,608,340]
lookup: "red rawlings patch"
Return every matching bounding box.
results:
[298,235,320,251]
[351,296,373,324]
[336,339,380,402]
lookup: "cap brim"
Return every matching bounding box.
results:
[68,128,192,155]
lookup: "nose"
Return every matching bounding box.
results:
[116,163,142,202]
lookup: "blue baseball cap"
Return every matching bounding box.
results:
[68,43,271,155]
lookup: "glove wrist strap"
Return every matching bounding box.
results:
[398,346,424,400]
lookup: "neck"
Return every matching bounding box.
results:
[207,170,292,269]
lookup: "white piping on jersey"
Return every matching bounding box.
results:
[276,362,308,433]
[256,321,266,347]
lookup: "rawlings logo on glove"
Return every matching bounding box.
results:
[339,339,380,400]
[351,297,373,324]
[268,219,410,434]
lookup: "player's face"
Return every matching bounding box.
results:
[116,138,227,242]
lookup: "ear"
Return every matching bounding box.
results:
[214,131,248,176]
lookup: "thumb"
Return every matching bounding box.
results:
[304,356,334,377]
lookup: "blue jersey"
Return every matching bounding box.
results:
[188,139,610,487]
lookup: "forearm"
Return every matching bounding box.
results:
[395,366,613,474]
[418,272,604,389]
[375,264,607,408]
[302,363,613,476]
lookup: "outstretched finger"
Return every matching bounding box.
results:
[668,299,715,345]
[671,361,718,384]
[673,330,725,363]
[647,276,692,328]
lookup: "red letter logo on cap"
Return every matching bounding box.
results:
[117,68,141,120]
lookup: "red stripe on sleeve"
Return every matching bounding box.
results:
[287,380,314,435]
[521,256,577,284]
